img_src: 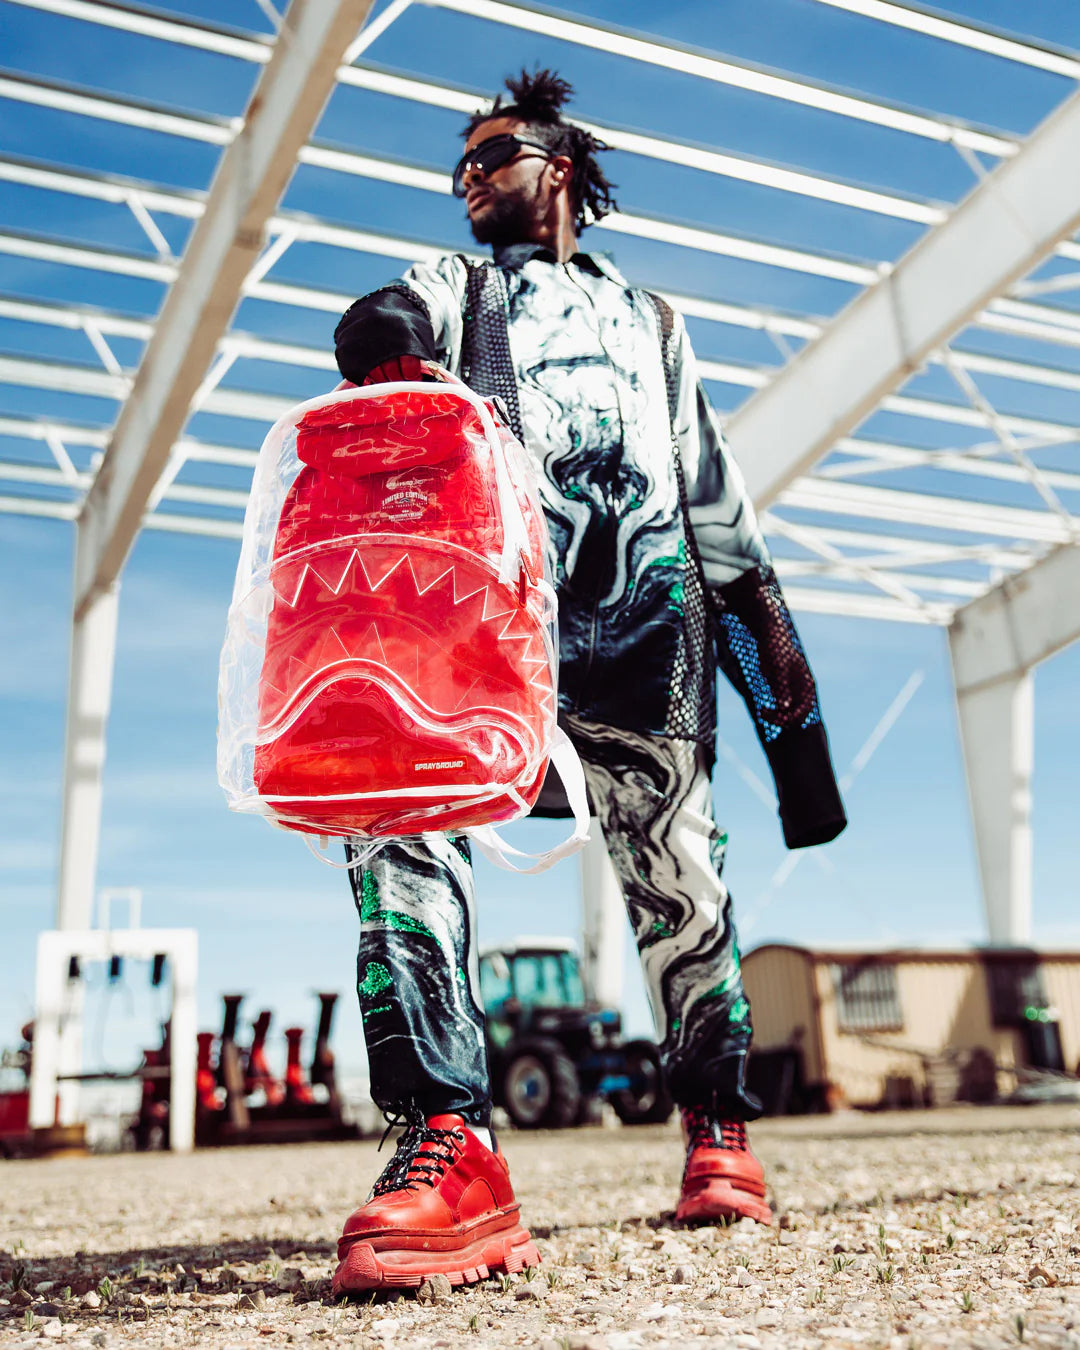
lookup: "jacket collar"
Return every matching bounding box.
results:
[491,241,627,286]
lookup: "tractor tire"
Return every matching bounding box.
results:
[611,1039,674,1126]
[501,1038,582,1130]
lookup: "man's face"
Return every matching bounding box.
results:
[461,116,556,246]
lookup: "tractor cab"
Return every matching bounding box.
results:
[480,939,616,1047]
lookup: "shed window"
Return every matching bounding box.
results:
[831,962,903,1033]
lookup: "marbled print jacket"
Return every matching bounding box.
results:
[335,242,845,848]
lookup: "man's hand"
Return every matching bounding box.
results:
[362,356,451,385]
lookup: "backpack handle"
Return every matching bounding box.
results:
[465,728,591,874]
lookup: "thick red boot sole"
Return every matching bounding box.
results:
[332,1220,539,1294]
[677,1178,772,1226]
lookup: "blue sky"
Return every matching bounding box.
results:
[1,0,1079,1076]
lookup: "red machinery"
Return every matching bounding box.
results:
[245,1011,286,1106]
[0,1024,33,1157]
[191,992,357,1146]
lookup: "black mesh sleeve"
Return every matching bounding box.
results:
[712,565,847,849]
[334,284,436,384]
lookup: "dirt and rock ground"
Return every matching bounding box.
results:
[2,1104,1079,1349]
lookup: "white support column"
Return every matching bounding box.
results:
[951,669,1034,945]
[29,938,69,1131]
[579,828,626,1010]
[948,543,1080,944]
[167,930,199,1154]
[57,544,119,931]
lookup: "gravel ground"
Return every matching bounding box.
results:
[2,1104,1079,1349]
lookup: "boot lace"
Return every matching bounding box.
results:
[371,1107,466,1197]
[682,1106,748,1154]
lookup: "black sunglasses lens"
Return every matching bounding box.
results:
[453,137,520,196]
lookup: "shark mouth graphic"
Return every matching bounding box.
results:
[252,537,555,832]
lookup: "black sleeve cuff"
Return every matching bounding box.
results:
[334,285,437,384]
[765,722,847,849]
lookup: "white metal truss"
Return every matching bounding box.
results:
[722,82,1080,510]
[809,0,1080,81]
[0,0,1022,154]
[1,214,1078,624]
[3,0,1079,962]
[2,0,1080,635]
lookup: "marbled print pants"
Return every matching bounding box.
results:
[345,713,759,1126]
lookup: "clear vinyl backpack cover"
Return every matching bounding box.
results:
[217,379,567,847]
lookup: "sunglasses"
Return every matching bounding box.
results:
[451,134,553,198]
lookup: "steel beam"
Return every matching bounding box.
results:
[951,668,1035,946]
[72,0,374,620]
[725,84,1080,509]
[56,569,120,931]
[8,0,1019,155]
[948,543,1080,944]
[949,543,1080,689]
[425,0,1015,156]
[811,0,1080,80]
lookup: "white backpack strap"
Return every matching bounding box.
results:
[466,728,591,874]
[303,834,384,870]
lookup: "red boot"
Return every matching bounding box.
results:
[676,1107,772,1226]
[332,1112,539,1294]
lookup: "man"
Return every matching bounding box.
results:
[330,70,846,1295]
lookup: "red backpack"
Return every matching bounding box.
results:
[219,379,588,871]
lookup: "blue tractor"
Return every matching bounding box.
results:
[479,939,673,1130]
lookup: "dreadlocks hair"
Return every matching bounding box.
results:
[464,69,618,234]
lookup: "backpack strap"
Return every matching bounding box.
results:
[641,289,680,435]
[640,288,719,744]
[465,727,591,874]
[458,256,525,443]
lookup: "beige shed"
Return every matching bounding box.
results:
[740,944,1080,1113]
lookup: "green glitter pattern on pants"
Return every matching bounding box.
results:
[360,871,437,940]
[358,960,393,1021]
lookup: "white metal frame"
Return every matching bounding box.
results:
[948,544,1080,944]
[1,0,1079,964]
[722,83,1080,510]
[29,927,198,1152]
